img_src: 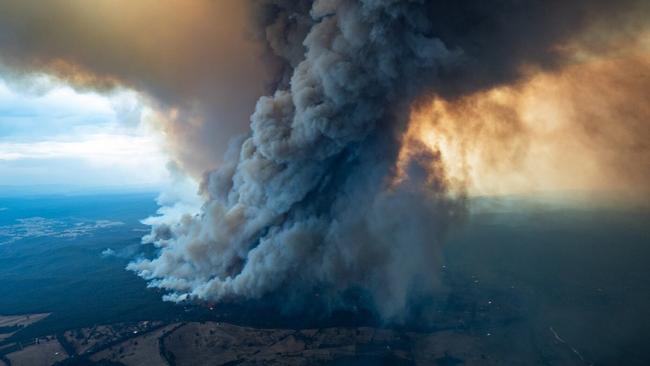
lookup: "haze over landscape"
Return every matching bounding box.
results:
[0,1,648,365]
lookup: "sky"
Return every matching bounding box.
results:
[0,0,263,192]
[0,0,646,198]
[0,75,169,189]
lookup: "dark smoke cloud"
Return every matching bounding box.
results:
[0,0,267,175]
[124,0,649,318]
[0,0,646,317]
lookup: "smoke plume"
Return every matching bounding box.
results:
[127,0,648,317]
[0,0,648,317]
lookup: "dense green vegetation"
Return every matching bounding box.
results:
[0,193,183,342]
[0,192,648,364]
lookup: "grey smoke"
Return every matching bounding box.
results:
[0,0,644,317]
[127,0,649,318]
[130,0,464,317]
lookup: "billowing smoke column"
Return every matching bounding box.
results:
[127,0,649,317]
[130,0,466,317]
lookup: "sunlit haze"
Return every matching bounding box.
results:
[0,76,168,190]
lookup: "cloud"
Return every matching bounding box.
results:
[0,77,116,141]
[0,0,269,176]
[0,76,169,187]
